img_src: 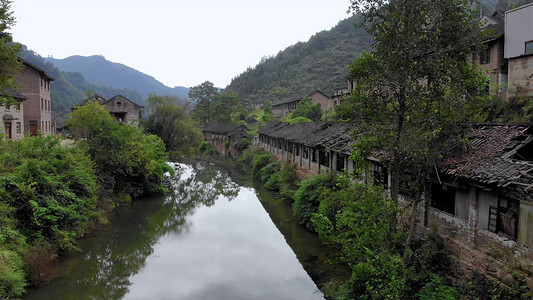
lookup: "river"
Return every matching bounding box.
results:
[23,160,348,300]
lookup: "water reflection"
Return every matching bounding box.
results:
[24,161,323,300]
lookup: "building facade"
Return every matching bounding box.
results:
[271,90,334,117]
[505,3,533,98]
[0,90,26,140]
[16,59,54,135]
[202,123,247,157]
[74,94,144,126]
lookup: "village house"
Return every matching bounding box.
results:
[202,123,247,157]
[255,122,533,249]
[271,90,334,117]
[0,90,27,140]
[73,94,144,126]
[505,3,533,98]
[16,58,55,135]
[255,121,533,291]
[475,10,508,96]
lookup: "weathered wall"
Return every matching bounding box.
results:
[508,55,533,97]
[17,65,52,135]
[0,103,25,140]
[519,201,533,248]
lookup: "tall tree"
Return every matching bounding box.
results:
[214,90,244,123]
[144,94,202,157]
[0,0,21,105]
[346,0,490,249]
[189,81,218,124]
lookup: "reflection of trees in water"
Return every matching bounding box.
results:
[169,161,241,207]
[27,161,241,300]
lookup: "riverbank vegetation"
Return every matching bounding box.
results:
[238,146,458,299]
[0,101,172,297]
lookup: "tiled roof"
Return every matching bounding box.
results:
[0,89,27,101]
[203,123,246,134]
[440,124,533,187]
[258,121,354,153]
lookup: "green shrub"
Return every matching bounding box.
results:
[416,274,459,300]
[259,161,281,183]
[252,154,273,179]
[293,172,337,230]
[0,203,27,298]
[264,171,281,191]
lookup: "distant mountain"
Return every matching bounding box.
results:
[45,55,190,100]
[226,0,533,106]
[226,14,372,105]
[19,46,144,119]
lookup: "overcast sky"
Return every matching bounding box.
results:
[10,0,352,88]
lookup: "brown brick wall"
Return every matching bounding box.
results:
[16,64,52,135]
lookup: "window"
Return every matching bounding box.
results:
[41,98,44,110]
[431,184,456,215]
[319,149,329,167]
[16,122,21,134]
[116,101,122,107]
[480,48,490,64]
[526,41,533,55]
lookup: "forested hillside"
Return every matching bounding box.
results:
[19,46,143,118]
[226,0,533,106]
[46,55,190,100]
[226,14,372,105]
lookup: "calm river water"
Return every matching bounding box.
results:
[23,160,348,300]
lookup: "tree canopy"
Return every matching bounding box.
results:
[144,94,202,157]
[344,0,490,245]
[0,0,21,105]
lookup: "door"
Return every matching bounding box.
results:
[4,122,12,139]
[29,121,38,136]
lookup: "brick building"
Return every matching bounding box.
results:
[74,94,144,126]
[16,58,55,135]
[271,90,333,117]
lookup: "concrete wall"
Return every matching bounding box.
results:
[505,3,533,58]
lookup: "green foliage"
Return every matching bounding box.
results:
[0,0,22,106]
[144,94,202,157]
[485,95,533,123]
[416,274,459,300]
[67,101,171,200]
[0,203,27,298]
[252,154,273,179]
[346,0,491,217]
[293,172,338,230]
[189,81,219,124]
[226,14,372,105]
[261,100,272,115]
[0,135,99,251]
[291,96,323,121]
